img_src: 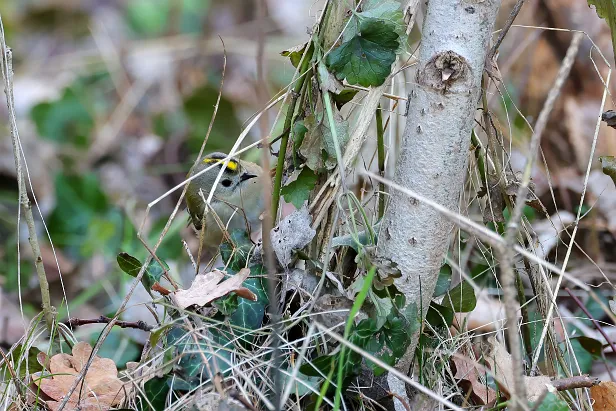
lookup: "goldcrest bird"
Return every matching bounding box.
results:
[185,152,264,247]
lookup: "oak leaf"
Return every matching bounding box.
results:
[173,268,256,309]
[33,342,124,411]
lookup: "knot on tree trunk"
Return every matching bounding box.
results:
[418,50,470,92]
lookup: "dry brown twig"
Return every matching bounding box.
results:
[0,15,55,333]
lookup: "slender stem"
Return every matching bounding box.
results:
[0,17,55,334]
[489,0,526,59]
[376,104,386,220]
[271,44,313,221]
[515,268,533,359]
[334,266,376,410]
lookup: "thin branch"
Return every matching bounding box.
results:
[551,375,600,391]
[489,0,526,58]
[0,16,55,334]
[64,316,154,332]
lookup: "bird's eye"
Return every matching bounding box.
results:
[221,179,232,187]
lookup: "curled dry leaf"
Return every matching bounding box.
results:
[590,381,616,411]
[32,341,124,411]
[271,207,316,267]
[450,353,496,406]
[173,268,256,309]
[484,336,551,402]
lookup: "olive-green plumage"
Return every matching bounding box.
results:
[185,152,264,247]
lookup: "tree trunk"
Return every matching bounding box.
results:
[375,0,501,406]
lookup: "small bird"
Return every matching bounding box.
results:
[185,152,264,247]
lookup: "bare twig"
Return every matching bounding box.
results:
[0,16,55,334]
[64,316,154,332]
[550,375,600,391]
[489,0,526,58]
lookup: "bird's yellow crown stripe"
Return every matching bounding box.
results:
[203,157,239,171]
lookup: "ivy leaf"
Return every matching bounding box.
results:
[442,280,476,313]
[219,229,254,272]
[588,1,616,64]
[426,301,454,328]
[600,156,616,186]
[326,19,399,87]
[299,355,335,377]
[369,288,393,329]
[116,252,169,291]
[117,253,142,278]
[344,0,406,45]
[292,120,308,154]
[531,391,569,411]
[281,168,318,209]
[433,263,452,297]
[142,376,169,411]
[332,89,359,109]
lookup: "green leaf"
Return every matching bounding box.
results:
[531,391,569,411]
[589,1,616,65]
[117,253,142,277]
[143,259,169,290]
[574,336,604,356]
[326,19,399,87]
[299,355,335,377]
[426,301,454,328]
[343,0,406,44]
[215,293,240,316]
[219,229,254,272]
[14,345,43,379]
[229,274,268,327]
[600,156,616,186]
[116,252,169,290]
[442,280,476,313]
[166,326,234,388]
[292,120,308,153]
[281,168,318,209]
[149,323,174,348]
[433,263,452,297]
[332,89,359,109]
[141,376,169,411]
[30,87,93,148]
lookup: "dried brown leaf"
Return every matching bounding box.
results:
[485,336,552,402]
[590,381,616,410]
[450,354,497,406]
[173,268,255,309]
[32,341,124,411]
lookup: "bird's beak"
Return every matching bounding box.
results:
[240,173,258,182]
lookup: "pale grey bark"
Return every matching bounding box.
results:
[375,0,501,406]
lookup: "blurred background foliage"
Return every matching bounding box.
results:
[0,0,312,365]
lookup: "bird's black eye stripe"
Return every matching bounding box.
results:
[221,179,233,187]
